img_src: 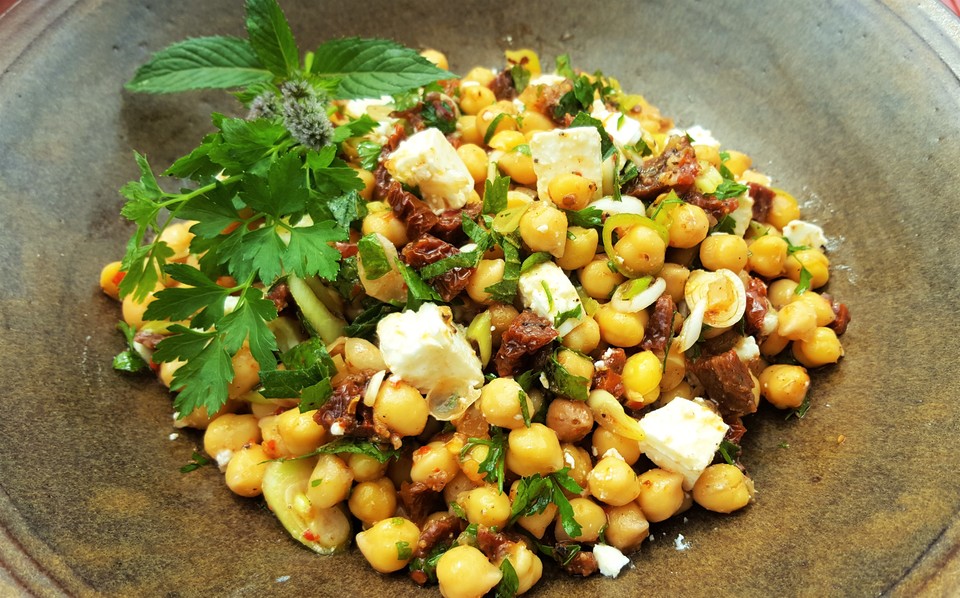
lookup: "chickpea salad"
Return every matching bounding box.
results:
[102,0,850,595]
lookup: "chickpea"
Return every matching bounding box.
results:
[518,201,567,257]
[548,173,596,211]
[344,337,387,372]
[496,543,543,595]
[459,84,496,115]
[488,130,526,151]
[224,443,270,497]
[356,516,421,574]
[228,345,261,399]
[637,468,685,522]
[554,497,606,543]
[580,258,625,299]
[759,364,810,409]
[792,292,836,327]
[466,259,505,304]
[768,278,799,308]
[463,66,496,87]
[307,454,353,509]
[488,303,520,346]
[748,235,788,278]
[546,399,593,442]
[457,143,489,184]
[591,427,641,465]
[767,190,801,230]
[759,329,790,358]
[274,408,327,457]
[121,292,157,329]
[667,203,710,249]
[693,144,721,167]
[479,377,533,429]
[349,166,375,201]
[622,350,663,405]
[615,225,666,276]
[776,299,817,342]
[693,464,755,513]
[561,444,593,493]
[588,454,642,506]
[99,261,124,300]
[785,249,830,289]
[660,262,690,303]
[458,115,483,145]
[348,477,398,525]
[157,222,194,260]
[460,485,512,528]
[374,379,429,437]
[594,303,646,348]
[561,316,601,354]
[444,472,481,505]
[792,327,844,368]
[518,110,554,135]
[604,502,650,553]
[203,413,261,464]
[419,48,448,70]
[556,349,594,381]
[436,545,502,598]
[506,424,563,477]
[159,359,184,389]
[476,105,517,142]
[347,452,389,482]
[723,150,752,178]
[498,150,537,186]
[556,226,598,271]
[362,209,408,248]
[660,342,687,391]
[700,233,749,272]
[410,441,460,491]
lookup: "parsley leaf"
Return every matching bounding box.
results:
[356,140,383,171]
[483,234,521,303]
[482,175,511,215]
[718,439,741,465]
[711,178,749,201]
[308,438,401,463]
[509,469,584,538]
[555,54,576,79]
[460,429,508,493]
[180,450,213,473]
[547,350,590,401]
[709,214,737,235]
[563,206,603,230]
[496,558,519,598]
[112,322,149,373]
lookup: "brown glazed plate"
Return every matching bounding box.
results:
[1,0,959,596]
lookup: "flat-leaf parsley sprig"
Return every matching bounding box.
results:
[116,0,451,418]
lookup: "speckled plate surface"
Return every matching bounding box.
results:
[1,0,959,596]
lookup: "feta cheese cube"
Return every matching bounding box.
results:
[530,127,603,203]
[384,128,474,214]
[783,219,828,250]
[638,397,729,490]
[517,261,585,336]
[728,191,754,237]
[669,125,721,147]
[733,335,760,364]
[590,100,643,149]
[593,544,630,578]
[376,302,483,406]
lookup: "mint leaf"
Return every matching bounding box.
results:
[520,252,552,274]
[563,206,603,229]
[482,175,510,215]
[357,233,393,280]
[311,38,453,99]
[244,0,299,77]
[547,351,590,401]
[126,36,272,94]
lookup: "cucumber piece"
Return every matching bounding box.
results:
[287,275,346,344]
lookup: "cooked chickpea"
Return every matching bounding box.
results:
[498,149,537,185]
[374,379,429,437]
[257,415,289,459]
[792,292,836,327]
[274,408,326,456]
[637,468,685,522]
[546,399,594,442]
[561,443,593,493]
[561,316,601,354]
[615,225,666,276]
[622,350,663,405]
[518,110,554,134]
[348,477,398,525]
[476,105,517,142]
[349,166,375,201]
[759,329,790,358]
[759,364,810,409]
[556,348,594,381]
[344,337,387,372]
[660,262,690,303]
[463,66,496,86]
[792,326,844,368]
[488,303,520,346]
[479,377,533,429]
[700,233,749,272]
[347,452,389,482]
[604,502,650,553]
[307,454,353,509]
[362,209,408,248]
[458,115,483,145]
[580,258,625,299]
[224,443,270,497]
[459,84,496,115]
[766,190,801,230]
[159,359,184,389]
[768,278,799,308]
[411,441,460,490]
[548,173,596,211]
[499,543,543,594]
[556,226,598,271]
[157,222,194,260]
[591,427,641,465]
[506,423,563,477]
[465,259,505,304]
[777,297,818,341]
[419,48,448,70]
[228,345,261,399]
[554,497,606,542]
[594,303,646,348]
[723,150,752,178]
[588,454,642,506]
[518,201,567,257]
[460,485,512,528]
[488,130,526,151]
[356,516,421,573]
[444,472,481,505]
[203,413,261,462]
[121,292,156,328]
[748,235,788,278]
[456,143,488,184]
[693,464,754,513]
[785,249,830,289]
[667,203,710,249]
[436,545,502,598]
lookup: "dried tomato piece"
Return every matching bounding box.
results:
[623,135,700,200]
[314,371,377,437]
[683,189,739,221]
[384,180,439,239]
[687,349,758,418]
[401,234,473,302]
[743,277,769,337]
[748,182,776,223]
[592,347,626,399]
[494,310,558,377]
[641,294,676,353]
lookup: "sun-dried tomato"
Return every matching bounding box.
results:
[623,135,700,200]
[641,294,676,353]
[401,234,473,302]
[592,347,626,399]
[494,310,558,377]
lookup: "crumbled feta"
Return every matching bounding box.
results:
[376,302,483,401]
[733,336,760,364]
[783,219,827,250]
[674,534,690,551]
[728,191,754,237]
[330,421,346,436]
[593,544,630,578]
[215,449,233,471]
[384,128,474,213]
[638,397,729,490]
[590,100,643,149]
[669,125,721,147]
[762,309,779,336]
[530,73,567,86]
[530,127,603,203]
[343,96,392,119]
[168,433,179,441]
[517,261,586,336]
